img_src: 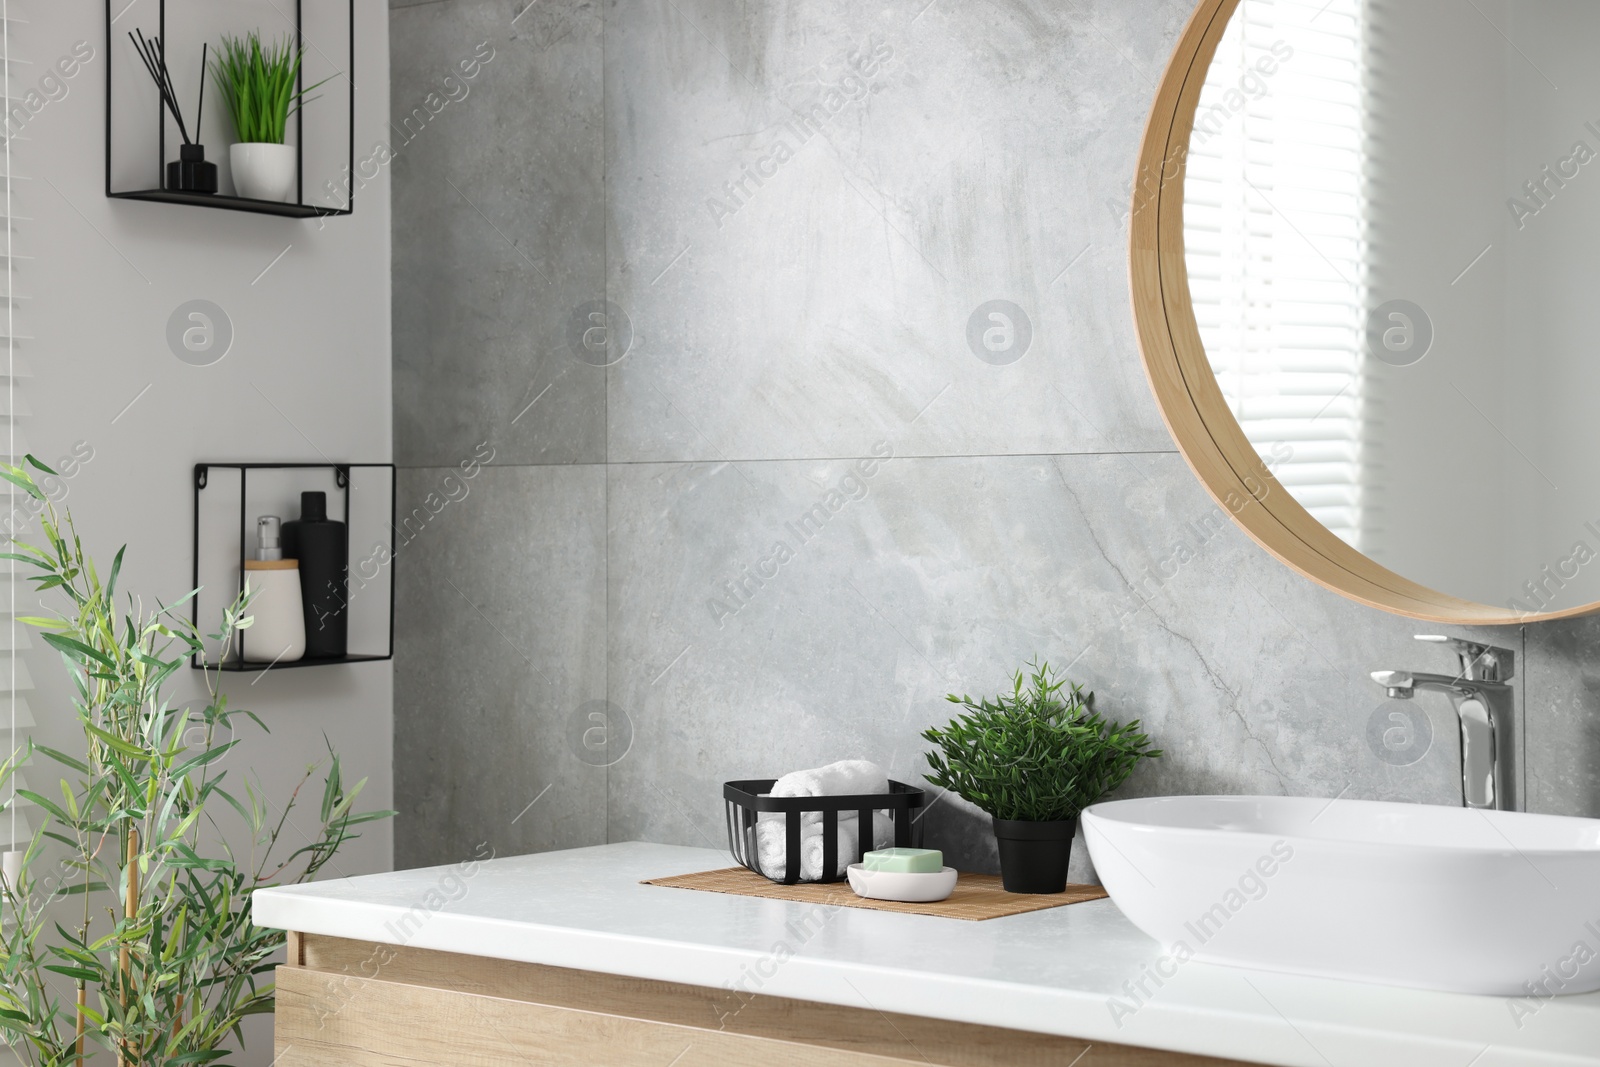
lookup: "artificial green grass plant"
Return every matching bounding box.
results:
[922,660,1161,822]
[210,32,329,145]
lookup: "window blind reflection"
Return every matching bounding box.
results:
[1184,0,1367,549]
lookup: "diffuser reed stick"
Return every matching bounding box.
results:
[129,29,201,144]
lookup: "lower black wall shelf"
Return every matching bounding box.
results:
[191,462,395,672]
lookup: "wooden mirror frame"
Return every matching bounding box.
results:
[1128,0,1596,625]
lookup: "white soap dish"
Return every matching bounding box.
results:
[846,863,959,903]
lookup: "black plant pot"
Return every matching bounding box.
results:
[992,816,1077,894]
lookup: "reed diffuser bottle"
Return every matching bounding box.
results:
[129,30,218,194]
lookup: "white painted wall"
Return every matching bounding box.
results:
[18,1,391,1063]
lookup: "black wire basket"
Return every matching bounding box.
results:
[724,779,928,885]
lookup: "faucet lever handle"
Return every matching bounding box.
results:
[1414,635,1515,682]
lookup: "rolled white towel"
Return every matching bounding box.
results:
[752,760,896,880]
[755,817,785,876]
[802,817,860,880]
[769,759,888,800]
[803,813,897,878]
[754,811,897,880]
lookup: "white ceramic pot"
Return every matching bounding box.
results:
[230,142,298,203]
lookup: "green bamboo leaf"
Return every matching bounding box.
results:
[40,829,81,850]
[58,778,79,820]
[39,631,116,669]
[209,785,253,830]
[16,615,71,631]
[15,790,71,826]
[166,843,228,871]
[0,468,42,500]
[106,543,125,604]
[170,742,237,782]
[81,724,144,759]
[340,809,397,827]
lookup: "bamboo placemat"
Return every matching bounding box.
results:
[642,866,1107,921]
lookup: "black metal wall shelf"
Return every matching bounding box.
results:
[110,189,340,220]
[192,463,395,673]
[105,0,356,219]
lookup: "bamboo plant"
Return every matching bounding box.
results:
[0,457,390,1066]
[210,32,330,145]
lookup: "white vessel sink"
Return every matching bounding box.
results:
[1081,795,1600,995]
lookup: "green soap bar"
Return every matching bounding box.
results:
[862,848,943,873]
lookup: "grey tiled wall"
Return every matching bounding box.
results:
[391,0,1598,870]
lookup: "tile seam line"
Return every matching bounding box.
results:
[602,0,612,849]
[393,450,1184,471]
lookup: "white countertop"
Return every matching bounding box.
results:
[252,842,1600,1067]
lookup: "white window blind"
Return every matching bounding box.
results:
[1184,0,1367,548]
[2,0,34,857]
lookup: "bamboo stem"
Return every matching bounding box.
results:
[172,924,185,1046]
[74,982,85,1067]
[118,829,139,1067]
[170,901,186,1048]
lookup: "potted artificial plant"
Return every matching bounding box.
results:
[211,33,331,203]
[923,661,1160,894]
[0,458,389,1064]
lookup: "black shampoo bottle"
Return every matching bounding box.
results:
[282,491,348,658]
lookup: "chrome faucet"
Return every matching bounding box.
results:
[1371,635,1519,811]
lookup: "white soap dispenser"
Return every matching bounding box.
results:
[240,515,306,664]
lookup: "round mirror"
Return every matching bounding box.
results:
[1133,0,1600,623]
